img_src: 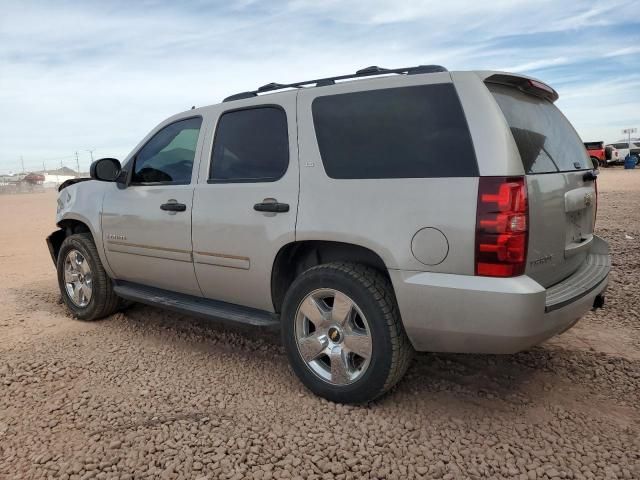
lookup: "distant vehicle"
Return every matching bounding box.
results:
[584,141,606,167]
[22,173,45,185]
[607,142,640,166]
[46,66,610,403]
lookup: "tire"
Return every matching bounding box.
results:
[56,233,121,321]
[281,262,413,403]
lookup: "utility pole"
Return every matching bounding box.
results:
[20,155,25,173]
[622,128,637,150]
[42,161,46,173]
[86,149,95,162]
[75,151,80,176]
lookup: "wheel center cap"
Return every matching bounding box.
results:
[328,327,342,343]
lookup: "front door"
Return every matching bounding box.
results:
[192,93,299,311]
[102,116,204,296]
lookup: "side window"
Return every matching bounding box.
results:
[311,84,478,179]
[132,117,202,184]
[209,107,289,182]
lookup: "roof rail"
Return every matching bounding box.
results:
[222,64,448,102]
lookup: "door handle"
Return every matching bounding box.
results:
[160,202,187,212]
[254,202,289,213]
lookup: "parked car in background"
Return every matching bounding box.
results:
[46,66,610,403]
[584,141,606,167]
[607,141,640,165]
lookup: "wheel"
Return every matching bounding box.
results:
[281,262,413,403]
[633,154,640,166]
[56,233,121,320]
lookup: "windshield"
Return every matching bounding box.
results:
[488,84,591,173]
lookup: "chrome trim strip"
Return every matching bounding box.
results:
[193,251,250,270]
[106,240,191,254]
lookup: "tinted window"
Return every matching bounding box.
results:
[210,107,288,182]
[311,84,478,179]
[488,84,590,173]
[132,117,202,184]
[613,143,628,149]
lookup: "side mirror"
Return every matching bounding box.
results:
[90,158,121,182]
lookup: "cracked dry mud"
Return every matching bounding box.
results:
[1,168,639,480]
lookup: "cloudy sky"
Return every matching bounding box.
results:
[1,0,639,174]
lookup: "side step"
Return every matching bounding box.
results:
[113,281,280,329]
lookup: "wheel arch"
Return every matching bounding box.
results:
[48,218,93,262]
[271,240,391,313]
[48,214,114,278]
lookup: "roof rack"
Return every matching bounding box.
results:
[222,64,448,102]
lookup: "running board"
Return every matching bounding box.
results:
[113,281,280,329]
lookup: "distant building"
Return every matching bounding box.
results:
[37,167,83,187]
[1,167,88,191]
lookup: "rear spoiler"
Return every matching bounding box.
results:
[484,73,559,102]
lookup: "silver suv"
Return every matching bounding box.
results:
[47,65,610,403]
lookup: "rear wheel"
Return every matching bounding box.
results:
[281,262,413,403]
[56,233,121,320]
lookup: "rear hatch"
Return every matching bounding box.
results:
[487,82,595,288]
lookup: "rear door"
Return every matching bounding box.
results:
[488,84,595,287]
[191,93,299,311]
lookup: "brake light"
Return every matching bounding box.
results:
[475,177,528,277]
[528,79,555,96]
[593,178,598,228]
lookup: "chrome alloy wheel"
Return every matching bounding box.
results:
[63,249,93,308]
[294,288,373,385]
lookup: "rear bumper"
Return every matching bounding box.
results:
[391,235,610,354]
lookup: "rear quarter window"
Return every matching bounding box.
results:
[488,84,590,173]
[311,84,478,179]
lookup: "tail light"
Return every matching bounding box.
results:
[593,178,598,228]
[475,177,528,277]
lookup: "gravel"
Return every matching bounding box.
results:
[1,169,639,479]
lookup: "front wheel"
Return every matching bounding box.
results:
[56,233,121,320]
[281,263,413,403]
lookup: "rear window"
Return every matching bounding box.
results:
[584,142,603,150]
[311,84,478,179]
[488,84,590,173]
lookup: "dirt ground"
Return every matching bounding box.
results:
[1,169,639,480]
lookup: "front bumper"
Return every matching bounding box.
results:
[46,229,66,267]
[390,236,610,354]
